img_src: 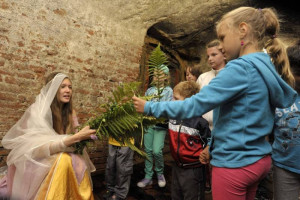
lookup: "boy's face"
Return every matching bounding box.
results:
[173,91,185,101]
[207,46,225,70]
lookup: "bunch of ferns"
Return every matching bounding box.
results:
[148,43,169,99]
[73,43,168,157]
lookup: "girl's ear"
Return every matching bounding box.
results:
[239,22,248,39]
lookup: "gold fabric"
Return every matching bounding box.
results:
[108,137,135,146]
[36,153,94,200]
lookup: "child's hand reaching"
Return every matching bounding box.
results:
[132,95,146,113]
[199,146,210,164]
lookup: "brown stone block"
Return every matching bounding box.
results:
[4,76,17,84]
[17,41,24,47]
[16,72,35,79]
[1,2,9,9]
[53,8,67,16]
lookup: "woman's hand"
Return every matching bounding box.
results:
[132,96,146,113]
[63,126,96,147]
[199,146,210,164]
[75,126,96,141]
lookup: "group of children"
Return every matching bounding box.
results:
[103,41,224,200]
[132,6,299,200]
[101,6,300,200]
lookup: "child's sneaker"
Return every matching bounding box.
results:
[102,190,114,199]
[108,195,124,200]
[205,186,212,193]
[137,178,153,188]
[157,174,166,187]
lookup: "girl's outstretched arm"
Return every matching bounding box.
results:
[133,62,249,119]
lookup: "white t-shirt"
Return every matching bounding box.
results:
[196,69,223,130]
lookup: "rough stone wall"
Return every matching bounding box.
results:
[0,0,147,167]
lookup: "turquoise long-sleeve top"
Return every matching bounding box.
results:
[144,53,297,168]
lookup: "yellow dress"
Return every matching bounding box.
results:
[35,153,94,200]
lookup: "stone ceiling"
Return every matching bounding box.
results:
[92,0,299,79]
[144,0,300,65]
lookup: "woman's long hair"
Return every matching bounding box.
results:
[46,72,74,134]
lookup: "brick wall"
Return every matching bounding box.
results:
[0,0,147,169]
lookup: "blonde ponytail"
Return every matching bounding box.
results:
[265,38,295,87]
[262,8,295,87]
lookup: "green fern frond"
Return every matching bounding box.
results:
[73,45,169,157]
[73,82,165,156]
[148,43,168,69]
[147,43,169,100]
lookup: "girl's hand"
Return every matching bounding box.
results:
[199,146,210,164]
[132,96,146,113]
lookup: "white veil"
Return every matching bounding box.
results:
[2,73,94,199]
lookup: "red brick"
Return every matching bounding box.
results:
[83,67,93,73]
[1,2,9,9]
[28,65,46,73]
[0,92,16,101]
[0,104,23,111]
[76,58,83,63]
[53,8,67,16]
[14,63,28,70]
[87,30,94,36]
[45,64,57,71]
[75,88,90,95]
[85,58,93,65]
[17,41,24,47]
[30,45,42,51]
[0,69,13,76]
[0,83,21,93]
[4,76,17,84]
[16,72,35,79]
[0,28,8,33]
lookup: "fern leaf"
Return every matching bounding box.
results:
[72,49,168,156]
